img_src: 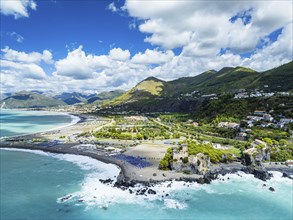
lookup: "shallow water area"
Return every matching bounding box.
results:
[0,109,78,138]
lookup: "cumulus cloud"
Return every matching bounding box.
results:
[0,47,50,95]
[109,48,130,61]
[1,47,53,64]
[132,49,174,64]
[1,60,47,80]
[125,0,293,54]
[0,0,36,18]
[54,46,110,80]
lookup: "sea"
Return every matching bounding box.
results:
[0,110,293,220]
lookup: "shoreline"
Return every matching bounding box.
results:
[1,111,292,187]
[1,142,292,187]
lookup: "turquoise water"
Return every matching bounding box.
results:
[0,109,78,138]
[1,149,292,220]
[0,110,292,219]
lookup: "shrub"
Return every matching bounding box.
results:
[159,148,173,170]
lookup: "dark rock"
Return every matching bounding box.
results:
[136,188,147,195]
[147,189,156,194]
[60,194,72,202]
[153,173,157,176]
[129,189,133,194]
[282,172,293,180]
[253,168,270,181]
[99,178,113,184]
[269,187,275,192]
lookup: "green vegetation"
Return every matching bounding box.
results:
[188,142,237,163]
[105,77,169,106]
[159,148,173,170]
[262,138,293,162]
[94,116,176,140]
[251,128,289,141]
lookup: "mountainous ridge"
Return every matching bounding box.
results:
[105,61,293,111]
[1,91,66,108]
[1,61,292,109]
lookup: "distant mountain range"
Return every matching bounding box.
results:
[0,90,125,109]
[0,91,66,109]
[1,61,292,110]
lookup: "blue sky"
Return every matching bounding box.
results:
[0,0,292,93]
[1,1,151,58]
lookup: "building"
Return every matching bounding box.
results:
[218,122,240,129]
[263,114,274,122]
[254,110,266,116]
[280,118,293,124]
[173,144,188,161]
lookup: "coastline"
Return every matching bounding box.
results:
[1,142,292,187]
[1,112,292,187]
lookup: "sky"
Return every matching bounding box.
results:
[0,0,292,94]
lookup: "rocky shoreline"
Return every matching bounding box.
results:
[1,142,292,196]
[1,112,292,191]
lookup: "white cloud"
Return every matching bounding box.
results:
[107,2,118,12]
[1,60,47,80]
[0,47,50,94]
[8,32,24,43]
[0,0,36,18]
[54,46,110,80]
[1,47,53,64]
[109,48,130,61]
[132,49,174,64]
[124,0,293,54]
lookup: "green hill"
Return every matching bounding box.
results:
[1,91,66,108]
[249,61,293,91]
[101,61,293,112]
[106,77,173,106]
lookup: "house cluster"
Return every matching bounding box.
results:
[172,144,189,161]
[234,89,274,99]
[246,110,292,129]
[182,90,199,97]
[218,122,240,129]
[245,110,275,128]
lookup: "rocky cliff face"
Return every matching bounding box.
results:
[170,153,211,175]
[243,150,271,181]
[189,153,211,174]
